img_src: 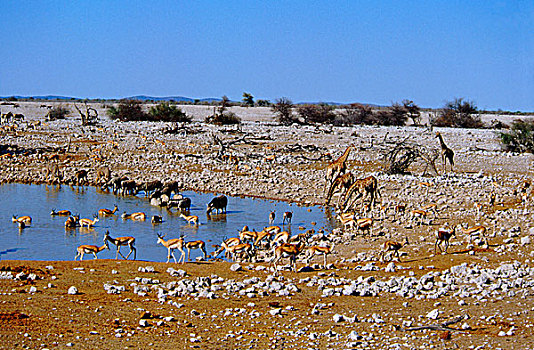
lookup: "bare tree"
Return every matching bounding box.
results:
[74,102,98,126]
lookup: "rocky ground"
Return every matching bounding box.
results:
[1,102,534,349]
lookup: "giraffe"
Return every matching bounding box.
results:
[324,144,354,194]
[325,171,355,205]
[341,175,379,213]
[435,132,454,172]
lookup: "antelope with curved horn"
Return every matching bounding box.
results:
[79,214,99,228]
[271,242,306,272]
[380,237,409,262]
[456,224,489,247]
[98,204,119,217]
[103,230,136,260]
[435,226,455,254]
[156,233,185,264]
[50,209,72,216]
[185,240,208,261]
[75,244,108,260]
[304,243,335,267]
[65,215,79,228]
[180,213,199,225]
[12,215,32,225]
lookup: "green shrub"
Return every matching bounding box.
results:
[205,112,241,125]
[107,99,147,121]
[148,102,191,122]
[500,119,534,153]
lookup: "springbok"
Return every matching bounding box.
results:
[75,244,108,260]
[156,233,185,264]
[103,230,136,260]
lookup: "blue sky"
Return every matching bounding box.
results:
[1,1,532,110]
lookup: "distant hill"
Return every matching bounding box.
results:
[0,95,383,107]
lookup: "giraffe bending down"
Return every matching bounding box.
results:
[325,171,355,205]
[436,132,454,172]
[324,144,354,194]
[341,176,379,213]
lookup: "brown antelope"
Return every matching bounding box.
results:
[75,244,108,260]
[421,203,438,217]
[254,229,273,247]
[103,230,136,260]
[271,242,306,272]
[221,242,253,262]
[435,226,455,254]
[65,215,79,228]
[156,233,186,264]
[180,213,199,225]
[456,224,489,246]
[304,244,334,267]
[346,218,373,235]
[185,240,207,261]
[12,215,32,225]
[79,215,99,228]
[239,229,258,243]
[380,237,409,262]
[122,212,146,221]
[289,229,314,244]
[272,231,290,245]
[263,226,282,235]
[394,203,406,219]
[410,209,428,226]
[213,237,241,258]
[282,211,293,225]
[269,211,276,225]
[50,209,71,216]
[98,204,119,216]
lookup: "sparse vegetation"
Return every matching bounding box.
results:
[296,104,336,124]
[205,111,242,125]
[500,119,534,153]
[148,102,191,123]
[272,97,296,125]
[242,92,254,107]
[45,105,70,121]
[432,98,484,128]
[107,100,147,121]
[335,103,374,126]
[374,103,409,126]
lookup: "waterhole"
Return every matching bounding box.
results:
[1,184,335,261]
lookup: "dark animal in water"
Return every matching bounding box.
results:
[207,195,228,214]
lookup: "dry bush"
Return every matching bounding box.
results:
[272,97,297,125]
[107,100,147,121]
[296,104,336,124]
[148,102,191,123]
[500,119,534,153]
[432,98,484,128]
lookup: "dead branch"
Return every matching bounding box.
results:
[74,103,98,126]
[401,315,465,332]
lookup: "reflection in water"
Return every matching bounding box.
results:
[0,184,334,262]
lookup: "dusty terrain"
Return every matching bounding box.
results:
[1,102,534,349]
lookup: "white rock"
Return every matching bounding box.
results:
[230,263,243,272]
[348,330,361,341]
[425,309,440,320]
[521,236,531,245]
[333,314,344,322]
[139,319,150,327]
[385,262,396,273]
[67,286,78,295]
[269,308,281,316]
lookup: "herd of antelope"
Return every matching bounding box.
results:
[15,134,519,271]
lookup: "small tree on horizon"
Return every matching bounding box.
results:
[272,97,295,125]
[242,92,254,107]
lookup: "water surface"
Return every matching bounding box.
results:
[0,184,334,262]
